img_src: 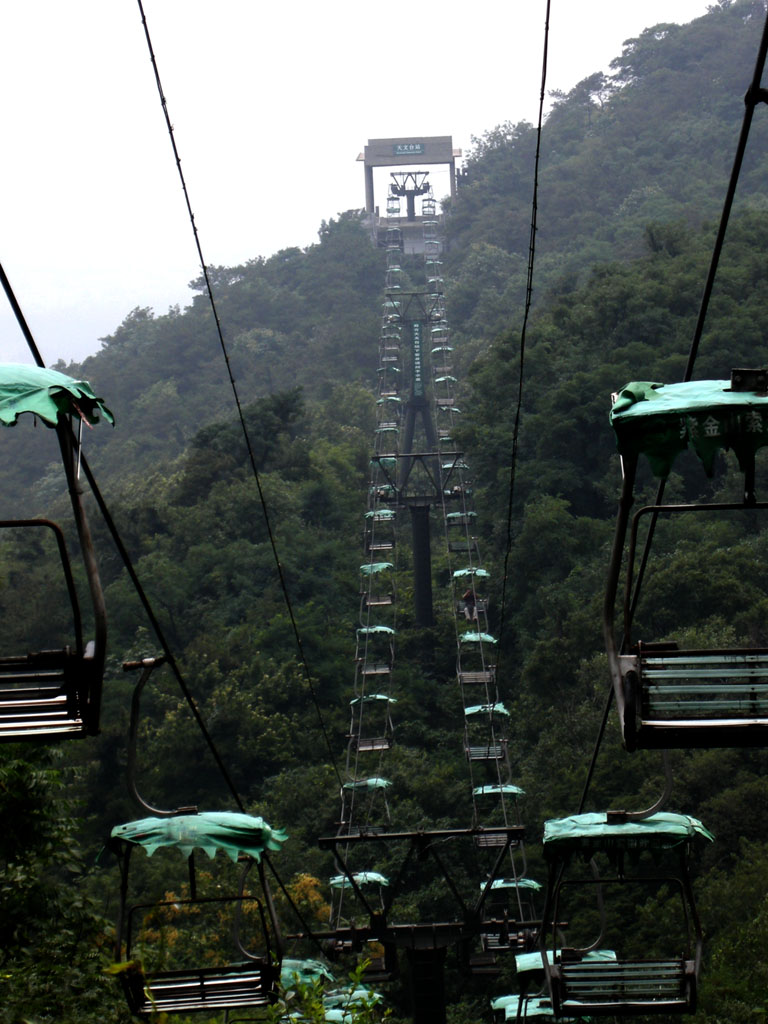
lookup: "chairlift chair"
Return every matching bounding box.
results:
[110,811,286,1018]
[0,365,111,741]
[539,811,712,1017]
[605,375,768,749]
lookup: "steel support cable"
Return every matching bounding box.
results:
[580,8,768,815]
[0,260,246,811]
[497,0,551,666]
[135,0,343,793]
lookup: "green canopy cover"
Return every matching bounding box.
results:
[492,994,590,1021]
[329,871,389,889]
[350,694,397,705]
[360,562,393,575]
[610,379,768,477]
[460,631,497,644]
[343,777,391,791]
[480,876,540,891]
[465,703,509,717]
[281,958,335,985]
[514,949,616,975]
[0,363,114,427]
[543,811,713,858]
[473,783,523,797]
[110,812,287,862]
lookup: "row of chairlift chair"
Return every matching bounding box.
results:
[5,361,768,1020]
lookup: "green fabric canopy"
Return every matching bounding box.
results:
[473,783,523,797]
[453,567,489,579]
[465,703,509,717]
[350,694,397,705]
[360,562,393,575]
[460,631,497,644]
[480,876,540,891]
[110,812,287,862]
[343,777,391,791]
[492,994,591,1021]
[543,811,714,858]
[357,625,395,636]
[514,949,616,979]
[324,987,383,1009]
[329,871,389,889]
[365,509,395,520]
[610,379,768,477]
[281,959,334,985]
[0,363,114,427]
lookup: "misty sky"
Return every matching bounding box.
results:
[1,1,715,365]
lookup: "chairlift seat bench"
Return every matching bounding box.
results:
[0,645,98,740]
[551,957,695,1016]
[620,646,768,748]
[121,962,277,1017]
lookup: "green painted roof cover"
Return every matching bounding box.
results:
[610,379,768,477]
[501,995,593,1019]
[473,783,523,797]
[360,562,393,575]
[543,811,714,858]
[357,625,395,636]
[446,511,477,519]
[350,694,397,705]
[329,871,389,889]
[480,876,540,891]
[365,509,395,519]
[453,567,489,579]
[110,812,287,862]
[435,375,457,383]
[492,995,590,1020]
[465,703,509,717]
[324,1009,351,1023]
[460,631,497,644]
[343,777,391,791]
[281,958,335,985]
[514,949,616,975]
[0,363,114,427]
[324,987,383,1009]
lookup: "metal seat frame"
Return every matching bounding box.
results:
[0,421,106,741]
[604,449,768,749]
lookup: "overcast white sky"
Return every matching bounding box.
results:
[1,1,714,366]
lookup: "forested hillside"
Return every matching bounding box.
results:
[4,1,768,1021]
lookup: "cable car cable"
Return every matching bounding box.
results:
[497,0,551,657]
[135,0,344,791]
